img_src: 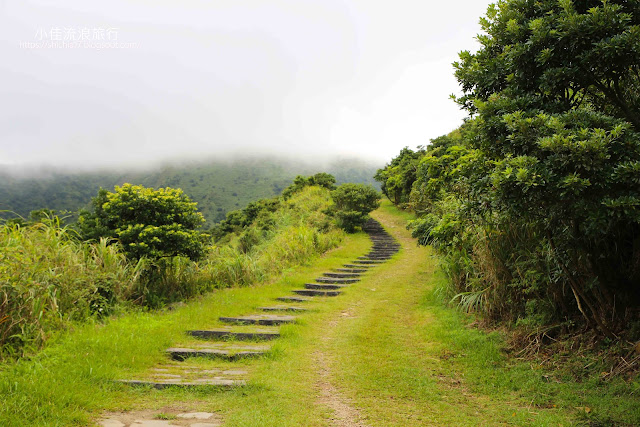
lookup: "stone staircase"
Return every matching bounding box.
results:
[117,218,399,391]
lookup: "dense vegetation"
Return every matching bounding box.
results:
[376,0,640,340]
[0,172,380,360]
[78,184,207,261]
[0,157,380,227]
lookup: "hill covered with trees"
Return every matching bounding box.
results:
[0,156,380,227]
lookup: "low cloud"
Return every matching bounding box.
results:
[0,0,492,171]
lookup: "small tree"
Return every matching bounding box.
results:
[331,184,380,232]
[78,184,206,261]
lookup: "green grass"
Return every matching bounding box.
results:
[0,232,372,426]
[323,201,640,426]
[2,200,637,426]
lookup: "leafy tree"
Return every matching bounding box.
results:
[374,147,424,205]
[78,184,206,261]
[331,184,380,232]
[454,0,640,128]
[439,0,640,335]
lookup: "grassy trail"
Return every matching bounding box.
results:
[319,204,571,426]
[3,201,633,426]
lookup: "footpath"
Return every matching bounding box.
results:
[99,219,399,427]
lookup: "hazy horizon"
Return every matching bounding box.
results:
[1,0,493,171]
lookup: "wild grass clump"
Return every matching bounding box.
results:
[0,220,137,359]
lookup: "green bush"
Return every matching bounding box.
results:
[78,184,206,261]
[330,183,381,232]
[379,0,640,337]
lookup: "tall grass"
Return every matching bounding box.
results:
[0,185,344,358]
[201,186,344,288]
[0,221,136,359]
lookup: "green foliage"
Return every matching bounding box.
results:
[330,183,381,232]
[202,186,344,287]
[281,172,337,199]
[78,184,206,261]
[0,175,346,356]
[0,157,380,227]
[213,197,281,238]
[0,221,136,358]
[374,147,424,206]
[380,0,640,337]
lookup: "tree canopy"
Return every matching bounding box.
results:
[331,184,380,233]
[377,0,640,337]
[78,184,206,261]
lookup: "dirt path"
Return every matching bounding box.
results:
[314,314,371,427]
[314,349,370,427]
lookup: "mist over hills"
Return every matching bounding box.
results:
[0,156,381,227]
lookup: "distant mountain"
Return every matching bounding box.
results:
[0,156,381,227]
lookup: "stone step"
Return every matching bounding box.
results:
[187,327,279,341]
[167,343,270,361]
[119,364,248,389]
[335,268,368,273]
[219,315,296,326]
[305,283,347,290]
[358,256,392,260]
[277,295,314,303]
[352,260,385,265]
[293,289,341,297]
[119,378,245,388]
[343,264,373,269]
[316,277,359,284]
[259,305,307,312]
[323,272,362,278]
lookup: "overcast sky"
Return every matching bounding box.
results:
[0,0,493,170]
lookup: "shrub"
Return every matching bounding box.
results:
[78,184,206,261]
[330,183,381,232]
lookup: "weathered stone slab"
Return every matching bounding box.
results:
[293,289,341,297]
[259,305,307,312]
[315,277,359,284]
[323,272,362,278]
[177,412,216,420]
[167,345,268,361]
[335,268,368,273]
[304,283,347,290]
[219,314,296,326]
[187,328,280,341]
[352,260,384,265]
[119,378,245,388]
[277,296,314,303]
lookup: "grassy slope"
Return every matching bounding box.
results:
[0,233,372,427]
[2,201,636,426]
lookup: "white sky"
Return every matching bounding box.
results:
[0,0,493,169]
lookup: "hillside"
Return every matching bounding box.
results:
[2,202,637,426]
[0,156,381,227]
